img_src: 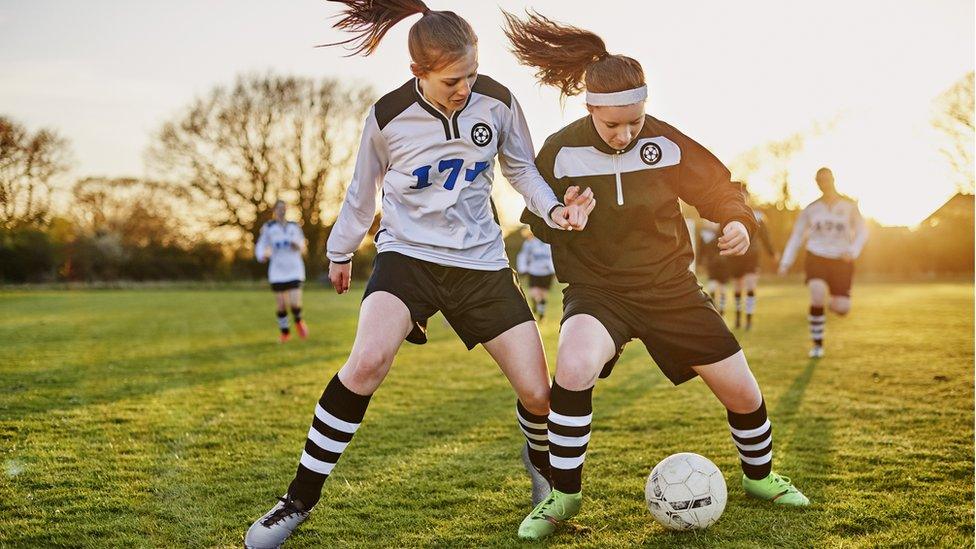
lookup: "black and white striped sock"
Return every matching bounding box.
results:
[517,400,550,482]
[287,374,371,509]
[537,298,547,317]
[728,399,773,480]
[277,310,289,334]
[548,382,592,494]
[809,305,825,346]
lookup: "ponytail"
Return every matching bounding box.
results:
[502,10,645,100]
[323,0,478,74]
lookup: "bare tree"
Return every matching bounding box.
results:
[147,73,374,274]
[0,116,72,229]
[932,71,975,193]
[71,177,185,247]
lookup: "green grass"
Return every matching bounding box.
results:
[0,281,972,548]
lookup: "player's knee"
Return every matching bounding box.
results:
[830,302,851,316]
[345,348,393,386]
[520,387,550,415]
[555,354,601,391]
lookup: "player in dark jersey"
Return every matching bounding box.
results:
[699,220,731,316]
[727,184,777,330]
[504,10,809,540]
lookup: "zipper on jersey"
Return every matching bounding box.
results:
[613,151,624,205]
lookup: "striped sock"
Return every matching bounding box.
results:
[734,292,743,325]
[728,399,773,480]
[746,290,756,323]
[291,306,302,322]
[537,298,547,317]
[517,400,550,482]
[809,305,825,346]
[287,374,371,509]
[277,310,289,334]
[548,382,592,494]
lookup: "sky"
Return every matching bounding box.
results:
[0,0,972,226]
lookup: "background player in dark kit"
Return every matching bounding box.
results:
[727,184,778,330]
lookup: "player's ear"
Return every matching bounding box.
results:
[410,63,426,78]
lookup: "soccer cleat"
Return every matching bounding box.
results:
[517,489,582,540]
[808,345,824,358]
[295,320,308,339]
[742,472,810,506]
[245,494,311,549]
[279,333,291,344]
[521,444,550,507]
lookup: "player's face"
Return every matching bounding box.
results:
[816,171,836,194]
[416,46,479,114]
[587,102,646,151]
[274,202,286,221]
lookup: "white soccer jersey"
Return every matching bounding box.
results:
[516,238,555,276]
[326,76,562,271]
[256,221,306,283]
[780,196,868,269]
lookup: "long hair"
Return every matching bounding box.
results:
[322,0,477,74]
[502,10,645,100]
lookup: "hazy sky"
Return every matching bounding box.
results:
[1,0,972,225]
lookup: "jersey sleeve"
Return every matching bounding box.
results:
[497,95,562,229]
[518,138,564,243]
[670,127,757,238]
[850,202,868,258]
[255,223,270,262]
[779,208,809,270]
[326,107,389,264]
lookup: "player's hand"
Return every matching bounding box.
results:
[329,261,352,294]
[718,221,749,256]
[551,186,596,231]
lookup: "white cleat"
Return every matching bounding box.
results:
[521,444,551,508]
[808,346,825,359]
[245,495,310,549]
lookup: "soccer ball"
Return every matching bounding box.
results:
[645,452,727,531]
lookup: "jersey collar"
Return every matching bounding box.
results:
[413,78,472,141]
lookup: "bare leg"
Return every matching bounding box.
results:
[337,291,413,394]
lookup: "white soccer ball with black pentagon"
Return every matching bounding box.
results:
[645,452,727,531]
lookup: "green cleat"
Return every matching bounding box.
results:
[517,489,582,540]
[742,472,810,506]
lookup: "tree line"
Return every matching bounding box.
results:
[1,72,972,283]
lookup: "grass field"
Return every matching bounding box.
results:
[1,281,973,548]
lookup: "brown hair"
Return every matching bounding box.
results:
[502,10,645,100]
[322,0,477,74]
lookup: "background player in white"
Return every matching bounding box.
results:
[516,228,556,320]
[778,167,868,357]
[255,200,308,343]
[245,2,595,547]
[728,184,778,330]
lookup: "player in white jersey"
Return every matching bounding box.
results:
[778,167,868,357]
[516,229,556,320]
[255,200,308,343]
[245,3,595,548]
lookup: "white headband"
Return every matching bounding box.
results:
[585,85,648,107]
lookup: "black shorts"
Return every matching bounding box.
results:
[728,252,760,279]
[561,282,741,385]
[270,280,303,292]
[528,274,554,290]
[706,256,730,283]
[805,252,854,297]
[364,252,535,350]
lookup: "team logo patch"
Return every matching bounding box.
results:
[640,142,662,165]
[471,123,493,147]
